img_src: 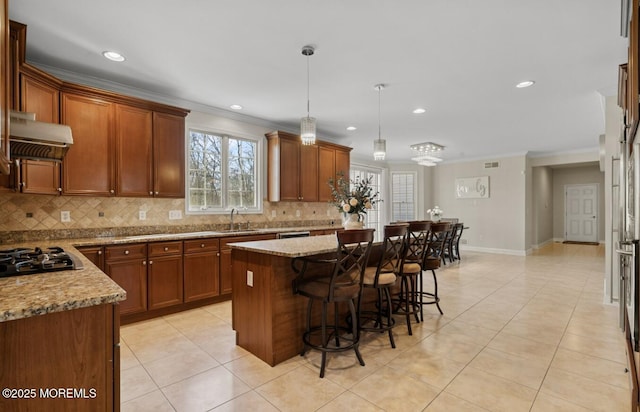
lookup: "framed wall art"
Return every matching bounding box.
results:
[455,176,489,199]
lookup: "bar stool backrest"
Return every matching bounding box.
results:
[372,223,409,287]
[404,221,432,266]
[332,228,375,299]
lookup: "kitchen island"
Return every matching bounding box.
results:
[229,234,342,366]
[0,241,126,412]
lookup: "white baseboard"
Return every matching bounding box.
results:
[460,245,527,256]
[533,239,554,249]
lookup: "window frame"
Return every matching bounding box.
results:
[185,128,263,215]
[390,171,417,222]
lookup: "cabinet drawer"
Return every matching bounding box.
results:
[105,243,147,261]
[184,238,219,254]
[148,241,183,257]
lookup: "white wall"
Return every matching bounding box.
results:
[532,166,554,247]
[432,155,528,255]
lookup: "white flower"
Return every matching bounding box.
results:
[349,198,358,207]
[343,204,351,213]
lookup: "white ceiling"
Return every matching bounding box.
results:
[9,0,628,163]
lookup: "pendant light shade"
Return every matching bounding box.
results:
[373,84,386,161]
[301,46,316,145]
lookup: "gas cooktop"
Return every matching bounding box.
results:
[0,246,84,278]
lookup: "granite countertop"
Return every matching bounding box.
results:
[228,234,339,258]
[0,226,338,322]
[0,240,126,323]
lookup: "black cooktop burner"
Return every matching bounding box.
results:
[0,246,83,278]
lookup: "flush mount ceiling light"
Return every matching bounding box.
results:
[346,126,357,131]
[229,104,243,110]
[412,108,426,114]
[516,80,535,88]
[102,51,125,62]
[410,142,444,154]
[300,45,316,145]
[373,84,386,161]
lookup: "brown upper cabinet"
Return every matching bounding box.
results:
[0,2,11,175]
[266,130,351,203]
[6,20,189,196]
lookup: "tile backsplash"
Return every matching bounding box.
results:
[0,193,342,243]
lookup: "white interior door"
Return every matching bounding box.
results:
[565,184,598,242]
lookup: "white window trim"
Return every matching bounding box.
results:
[185,128,263,215]
[390,170,418,222]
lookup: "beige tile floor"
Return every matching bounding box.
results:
[120,243,631,412]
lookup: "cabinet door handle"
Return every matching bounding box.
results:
[200,243,205,248]
[149,260,153,265]
[97,250,102,255]
[155,191,159,195]
[216,252,220,257]
[124,250,129,255]
[110,189,115,194]
[57,188,62,192]
[149,191,153,195]
[164,247,169,251]
[142,260,146,265]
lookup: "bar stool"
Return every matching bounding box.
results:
[359,223,408,348]
[450,223,465,261]
[292,228,375,378]
[393,220,431,336]
[418,221,451,317]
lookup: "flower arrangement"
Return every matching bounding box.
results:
[328,172,380,215]
[427,206,443,220]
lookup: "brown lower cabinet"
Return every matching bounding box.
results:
[147,241,183,310]
[0,303,120,412]
[183,238,220,302]
[104,243,148,316]
[78,233,278,323]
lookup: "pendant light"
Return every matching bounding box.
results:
[373,84,386,161]
[300,45,316,145]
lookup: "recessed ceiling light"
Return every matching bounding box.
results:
[102,51,125,62]
[346,126,357,131]
[230,104,243,110]
[413,108,426,114]
[516,80,535,88]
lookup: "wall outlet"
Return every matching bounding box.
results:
[327,209,332,216]
[271,210,276,218]
[460,238,468,244]
[246,270,254,287]
[139,210,147,220]
[296,210,301,217]
[60,211,71,222]
[168,210,182,220]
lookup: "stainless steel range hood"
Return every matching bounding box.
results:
[9,111,73,161]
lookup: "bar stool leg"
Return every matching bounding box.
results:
[384,287,396,348]
[349,299,365,367]
[432,269,444,315]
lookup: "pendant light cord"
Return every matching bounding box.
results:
[306,53,310,117]
[378,86,381,142]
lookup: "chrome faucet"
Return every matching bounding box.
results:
[229,208,238,231]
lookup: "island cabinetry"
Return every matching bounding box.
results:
[183,238,220,302]
[61,92,115,196]
[76,245,105,270]
[147,241,183,310]
[105,243,148,316]
[220,233,277,295]
[0,303,120,412]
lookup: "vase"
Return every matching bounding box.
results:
[431,213,441,222]
[343,213,364,230]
